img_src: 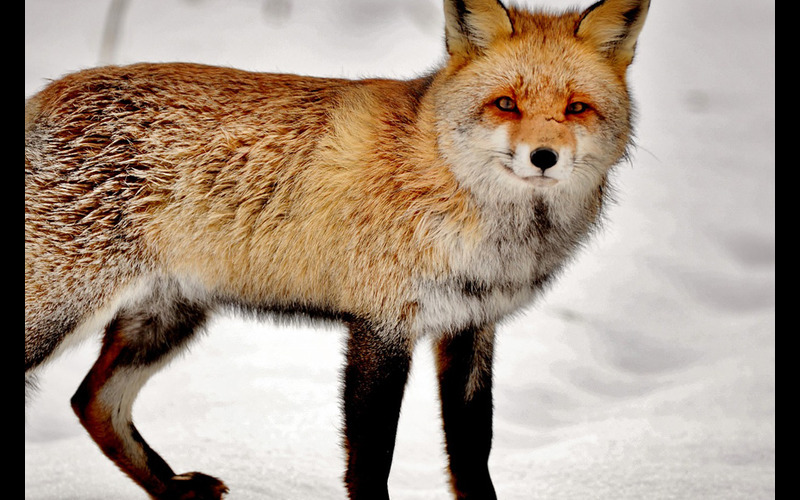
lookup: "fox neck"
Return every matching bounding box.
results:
[408,182,607,338]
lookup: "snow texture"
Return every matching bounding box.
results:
[25,0,775,498]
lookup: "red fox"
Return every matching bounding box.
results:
[25,0,649,498]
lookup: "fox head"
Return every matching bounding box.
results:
[434,0,649,200]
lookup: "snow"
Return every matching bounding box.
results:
[25,0,775,498]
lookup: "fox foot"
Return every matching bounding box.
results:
[161,472,229,500]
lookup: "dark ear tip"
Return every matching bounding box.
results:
[575,0,649,51]
[444,0,514,57]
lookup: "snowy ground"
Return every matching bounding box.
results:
[25,0,775,499]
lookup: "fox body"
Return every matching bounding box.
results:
[25,0,649,498]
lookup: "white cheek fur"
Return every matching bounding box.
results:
[487,124,511,152]
[511,142,534,178]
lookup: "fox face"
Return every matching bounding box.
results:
[436,1,644,205]
[25,1,649,499]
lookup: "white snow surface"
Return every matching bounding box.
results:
[25,0,775,498]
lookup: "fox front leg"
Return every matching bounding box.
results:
[436,325,497,500]
[342,320,413,500]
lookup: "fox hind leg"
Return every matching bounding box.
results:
[70,293,228,499]
[436,325,497,500]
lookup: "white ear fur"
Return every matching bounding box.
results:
[444,0,514,59]
[576,0,650,68]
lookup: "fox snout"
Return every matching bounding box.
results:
[505,140,574,184]
[530,147,559,171]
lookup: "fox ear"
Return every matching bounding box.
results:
[576,0,650,69]
[444,0,514,60]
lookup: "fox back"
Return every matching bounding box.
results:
[25,1,649,499]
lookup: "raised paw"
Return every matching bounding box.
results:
[161,472,229,500]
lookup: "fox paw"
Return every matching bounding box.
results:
[161,472,229,500]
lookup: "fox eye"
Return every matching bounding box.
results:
[566,101,590,115]
[495,96,517,112]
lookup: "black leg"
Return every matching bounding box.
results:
[435,325,497,500]
[342,320,413,500]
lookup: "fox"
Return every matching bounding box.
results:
[25,0,650,498]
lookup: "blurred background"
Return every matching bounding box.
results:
[26,1,774,499]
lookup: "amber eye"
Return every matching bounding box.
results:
[566,101,589,115]
[495,96,517,112]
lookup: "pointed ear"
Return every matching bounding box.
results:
[444,0,514,60]
[576,0,650,69]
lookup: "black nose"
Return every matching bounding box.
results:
[530,148,558,170]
